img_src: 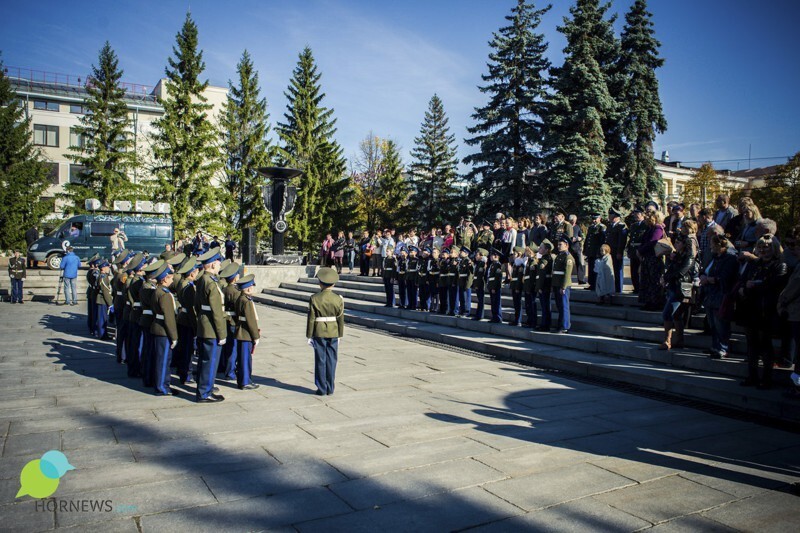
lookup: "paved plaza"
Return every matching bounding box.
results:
[1,301,799,532]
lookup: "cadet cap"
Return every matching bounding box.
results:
[128,253,146,272]
[166,252,186,266]
[198,247,222,264]
[144,259,166,278]
[540,239,554,251]
[317,267,339,286]
[176,258,199,275]
[609,207,623,218]
[476,248,489,256]
[220,262,240,280]
[236,273,256,290]
[460,246,470,255]
[153,263,172,282]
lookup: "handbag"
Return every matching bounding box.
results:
[654,238,674,258]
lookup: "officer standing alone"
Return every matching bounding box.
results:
[552,236,575,334]
[307,268,345,395]
[194,248,226,403]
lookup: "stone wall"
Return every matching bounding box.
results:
[244,265,318,289]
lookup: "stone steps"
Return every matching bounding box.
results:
[253,291,798,424]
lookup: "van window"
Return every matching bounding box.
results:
[155,225,172,239]
[90,222,119,236]
[125,224,155,237]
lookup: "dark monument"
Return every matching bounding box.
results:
[259,166,300,260]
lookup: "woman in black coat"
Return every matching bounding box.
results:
[660,235,695,350]
[699,234,739,359]
[737,234,789,388]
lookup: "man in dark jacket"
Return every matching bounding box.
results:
[25,226,39,268]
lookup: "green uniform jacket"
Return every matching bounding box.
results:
[382,256,397,282]
[96,274,113,306]
[606,222,628,256]
[235,292,260,341]
[169,273,183,294]
[151,286,178,341]
[475,229,494,250]
[223,283,241,327]
[195,274,226,340]
[551,251,575,290]
[536,254,555,292]
[523,258,538,293]
[583,223,607,257]
[306,288,344,339]
[176,279,197,331]
[112,272,127,314]
[550,220,573,243]
[473,260,486,291]
[486,261,504,291]
[627,220,647,256]
[438,258,451,288]
[121,275,134,322]
[510,261,526,292]
[138,279,156,329]
[127,276,144,324]
[7,257,25,279]
[457,258,474,289]
[406,256,420,284]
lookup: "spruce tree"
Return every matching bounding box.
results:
[409,94,459,228]
[277,47,348,251]
[463,0,551,217]
[219,49,275,238]
[620,0,667,205]
[63,41,138,211]
[376,139,411,230]
[0,59,52,250]
[151,13,222,234]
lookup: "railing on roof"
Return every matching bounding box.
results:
[4,66,159,104]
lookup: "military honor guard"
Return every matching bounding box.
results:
[447,248,461,316]
[194,248,227,402]
[175,258,201,384]
[486,249,504,323]
[427,248,441,312]
[112,251,135,362]
[437,249,451,314]
[417,248,430,311]
[86,255,101,335]
[219,261,241,381]
[397,246,408,309]
[584,214,607,291]
[606,207,628,293]
[382,246,397,307]
[150,263,180,396]
[306,268,345,395]
[95,260,114,340]
[7,249,26,304]
[509,246,526,326]
[552,236,575,333]
[406,246,420,311]
[456,246,474,318]
[523,246,538,328]
[472,248,487,321]
[139,259,164,388]
[234,274,261,390]
[536,240,555,332]
[125,254,148,378]
[627,208,647,294]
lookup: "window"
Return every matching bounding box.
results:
[69,104,85,114]
[33,125,59,147]
[125,224,154,237]
[33,100,59,112]
[69,164,86,184]
[155,225,172,239]
[45,162,59,185]
[69,128,86,148]
[90,222,119,236]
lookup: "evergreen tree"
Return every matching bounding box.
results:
[463,0,551,218]
[219,49,275,239]
[0,59,52,250]
[277,47,349,251]
[620,0,667,205]
[377,139,411,230]
[409,94,459,228]
[151,13,222,234]
[543,0,616,217]
[63,42,138,212]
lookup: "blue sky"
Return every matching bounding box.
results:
[2,0,798,172]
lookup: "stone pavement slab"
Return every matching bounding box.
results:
[1,302,799,531]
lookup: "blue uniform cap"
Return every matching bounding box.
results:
[98,260,110,269]
[236,273,256,290]
[408,246,419,254]
[198,247,222,265]
[460,246,470,255]
[132,257,148,272]
[154,264,172,282]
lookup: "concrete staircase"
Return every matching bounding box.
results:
[254,273,798,424]
[0,268,89,302]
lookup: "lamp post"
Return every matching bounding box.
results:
[259,166,301,256]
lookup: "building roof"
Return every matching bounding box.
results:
[729,165,781,178]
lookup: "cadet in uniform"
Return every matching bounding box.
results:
[306,268,345,395]
[475,220,494,251]
[397,246,408,309]
[486,249,504,323]
[472,248,487,321]
[584,214,607,291]
[448,248,461,316]
[606,207,628,293]
[382,246,397,307]
[437,249,451,314]
[523,246,538,328]
[113,251,135,362]
[427,248,440,313]
[95,260,113,340]
[234,274,260,390]
[86,255,101,335]
[627,208,647,294]
[125,254,147,378]
[417,248,430,311]
[7,249,26,303]
[151,263,180,396]
[167,253,187,293]
[175,258,201,384]
[536,240,555,331]
[194,248,226,403]
[552,236,575,333]
[140,259,164,388]
[456,246,474,318]
[509,246,526,326]
[406,246,420,311]
[219,261,241,381]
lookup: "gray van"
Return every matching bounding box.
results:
[29,214,174,269]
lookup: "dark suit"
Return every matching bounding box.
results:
[570,224,586,283]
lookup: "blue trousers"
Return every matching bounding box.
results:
[458,287,472,317]
[524,291,538,328]
[384,279,395,306]
[398,279,407,307]
[175,324,195,382]
[153,336,173,395]
[95,303,108,339]
[87,294,95,335]
[489,289,503,322]
[116,319,128,363]
[448,285,459,315]
[126,322,142,377]
[313,337,338,394]
[707,307,731,355]
[237,340,254,388]
[419,280,429,310]
[511,290,523,325]
[220,325,237,379]
[196,338,222,400]
[538,290,551,329]
[553,287,571,331]
[473,286,485,320]
[407,281,418,310]
[141,330,155,387]
[10,278,23,302]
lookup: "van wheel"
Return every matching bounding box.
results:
[46,254,63,270]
